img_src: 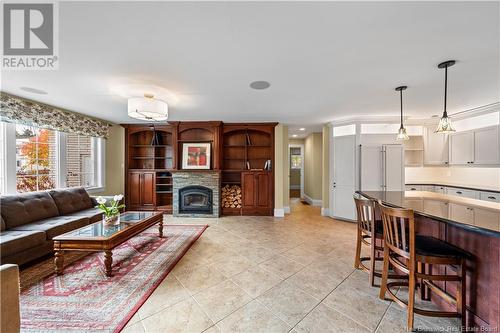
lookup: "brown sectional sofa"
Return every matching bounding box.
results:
[0,187,105,265]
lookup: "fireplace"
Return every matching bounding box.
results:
[178,185,213,215]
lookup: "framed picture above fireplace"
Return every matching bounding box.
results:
[182,142,211,169]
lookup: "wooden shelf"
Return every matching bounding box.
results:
[156,190,173,194]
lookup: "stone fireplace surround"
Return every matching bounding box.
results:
[172,171,220,217]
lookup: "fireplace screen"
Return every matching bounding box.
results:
[178,186,213,214]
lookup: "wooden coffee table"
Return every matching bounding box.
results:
[53,211,164,277]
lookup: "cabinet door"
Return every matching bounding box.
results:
[446,187,478,199]
[424,125,449,165]
[479,191,500,203]
[128,173,142,207]
[255,172,270,208]
[474,208,499,231]
[242,172,256,207]
[141,172,156,207]
[449,203,474,224]
[423,200,449,219]
[449,131,474,165]
[384,145,404,191]
[332,186,357,221]
[405,185,422,191]
[474,126,499,165]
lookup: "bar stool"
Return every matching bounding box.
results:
[353,195,385,286]
[377,201,469,332]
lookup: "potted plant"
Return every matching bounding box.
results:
[95,195,125,225]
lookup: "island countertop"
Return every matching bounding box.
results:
[357,191,500,236]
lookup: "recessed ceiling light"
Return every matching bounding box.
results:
[250,81,271,90]
[299,128,305,131]
[292,134,298,137]
[20,87,47,94]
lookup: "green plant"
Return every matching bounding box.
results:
[95,195,125,217]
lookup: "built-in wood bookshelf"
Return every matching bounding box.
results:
[124,122,276,216]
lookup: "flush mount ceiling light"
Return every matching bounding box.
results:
[128,94,168,121]
[20,87,47,94]
[292,134,298,137]
[299,128,305,131]
[395,85,409,141]
[250,81,271,90]
[435,60,456,133]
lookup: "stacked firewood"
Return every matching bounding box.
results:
[221,185,242,208]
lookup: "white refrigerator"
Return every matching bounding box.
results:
[360,144,404,191]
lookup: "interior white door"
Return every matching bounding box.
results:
[449,131,474,165]
[473,126,499,165]
[332,135,356,221]
[384,145,404,191]
[360,145,382,191]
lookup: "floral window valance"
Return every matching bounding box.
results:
[0,92,112,138]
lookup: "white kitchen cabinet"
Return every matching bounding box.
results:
[449,203,474,225]
[423,200,449,218]
[473,126,499,165]
[421,185,436,192]
[405,185,421,191]
[473,208,500,231]
[331,135,357,221]
[479,191,500,203]
[449,131,474,165]
[445,187,478,199]
[423,125,449,165]
[449,126,500,166]
[435,185,446,194]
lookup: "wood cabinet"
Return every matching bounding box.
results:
[128,171,156,210]
[449,126,499,165]
[241,171,272,215]
[423,125,449,165]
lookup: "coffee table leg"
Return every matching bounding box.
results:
[55,250,64,275]
[104,251,113,277]
[158,219,163,238]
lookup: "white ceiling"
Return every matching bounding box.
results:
[2,1,499,136]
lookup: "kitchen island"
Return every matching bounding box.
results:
[358,190,499,331]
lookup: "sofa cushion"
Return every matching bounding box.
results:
[11,216,90,240]
[0,192,59,229]
[49,187,93,215]
[0,230,47,257]
[68,208,103,223]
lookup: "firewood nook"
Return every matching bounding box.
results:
[123,122,277,216]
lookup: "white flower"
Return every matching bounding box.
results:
[96,196,106,205]
[114,194,124,202]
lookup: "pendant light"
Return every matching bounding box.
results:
[395,85,409,141]
[435,60,456,133]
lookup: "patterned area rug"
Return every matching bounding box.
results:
[20,224,208,333]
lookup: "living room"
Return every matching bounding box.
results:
[1,1,499,333]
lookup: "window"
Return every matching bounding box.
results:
[65,133,96,188]
[16,125,58,192]
[290,147,302,169]
[1,122,105,194]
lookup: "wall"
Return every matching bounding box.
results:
[321,124,330,214]
[274,124,289,216]
[289,139,304,190]
[406,166,500,190]
[95,124,125,196]
[304,132,323,203]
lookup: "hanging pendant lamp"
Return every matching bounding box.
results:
[435,60,456,133]
[395,85,409,141]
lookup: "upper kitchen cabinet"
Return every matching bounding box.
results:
[449,126,499,166]
[474,126,499,165]
[423,125,449,165]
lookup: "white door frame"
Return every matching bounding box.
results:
[289,144,304,199]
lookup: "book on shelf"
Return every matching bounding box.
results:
[246,161,250,170]
[245,133,252,146]
[264,159,272,170]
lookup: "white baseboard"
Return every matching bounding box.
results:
[284,206,290,214]
[321,208,330,216]
[303,194,322,207]
[274,208,285,217]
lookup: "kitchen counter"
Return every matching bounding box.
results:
[359,191,500,236]
[357,190,499,330]
[405,181,500,193]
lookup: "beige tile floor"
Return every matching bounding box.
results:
[122,199,460,333]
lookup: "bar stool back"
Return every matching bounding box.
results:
[378,201,469,332]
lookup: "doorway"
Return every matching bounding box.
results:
[289,144,304,199]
